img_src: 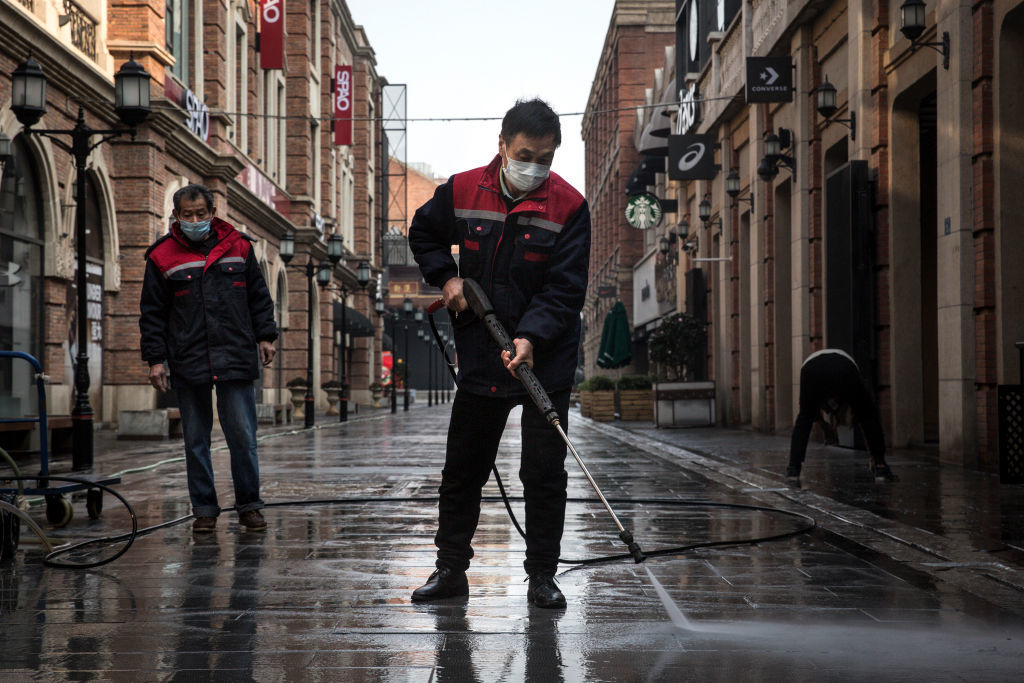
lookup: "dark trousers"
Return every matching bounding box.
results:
[789,353,887,468]
[435,388,570,575]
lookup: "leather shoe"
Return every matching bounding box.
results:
[411,567,468,602]
[528,573,566,609]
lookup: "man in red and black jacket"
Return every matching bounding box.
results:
[409,99,591,609]
[139,184,277,533]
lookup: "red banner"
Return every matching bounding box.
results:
[260,0,284,70]
[333,65,352,146]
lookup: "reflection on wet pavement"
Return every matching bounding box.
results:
[2,404,1023,680]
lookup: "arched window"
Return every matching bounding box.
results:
[0,135,45,415]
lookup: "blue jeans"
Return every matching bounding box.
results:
[175,379,264,518]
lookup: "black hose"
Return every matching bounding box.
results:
[3,479,816,570]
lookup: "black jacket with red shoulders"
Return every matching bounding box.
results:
[139,217,277,385]
[409,155,591,397]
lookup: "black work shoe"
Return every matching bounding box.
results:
[411,567,468,602]
[238,509,267,531]
[785,465,802,488]
[527,573,566,609]
[192,516,216,532]
[872,464,899,482]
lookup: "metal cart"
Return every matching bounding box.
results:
[0,350,121,528]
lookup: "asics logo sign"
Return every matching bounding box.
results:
[677,143,706,172]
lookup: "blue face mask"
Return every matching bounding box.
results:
[179,219,211,241]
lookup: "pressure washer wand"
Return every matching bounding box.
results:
[459,278,646,563]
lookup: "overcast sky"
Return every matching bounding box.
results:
[346,0,617,194]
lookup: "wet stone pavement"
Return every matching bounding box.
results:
[3,402,1024,681]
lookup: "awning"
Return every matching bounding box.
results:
[635,78,675,156]
[333,302,375,338]
[625,156,664,195]
[597,301,633,369]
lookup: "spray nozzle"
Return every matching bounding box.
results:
[619,529,646,563]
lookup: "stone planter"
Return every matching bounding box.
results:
[324,387,341,415]
[589,390,616,422]
[654,381,716,427]
[289,386,307,419]
[371,388,384,408]
[618,389,654,421]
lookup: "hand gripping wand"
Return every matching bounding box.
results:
[450,278,646,563]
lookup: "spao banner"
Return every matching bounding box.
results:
[334,65,352,146]
[260,0,283,70]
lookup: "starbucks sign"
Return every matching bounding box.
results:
[625,193,663,230]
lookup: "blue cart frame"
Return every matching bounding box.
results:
[0,351,121,526]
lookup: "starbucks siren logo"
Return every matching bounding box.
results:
[625,193,663,230]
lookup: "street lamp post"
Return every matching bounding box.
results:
[418,328,433,407]
[281,231,342,428]
[9,54,151,471]
[389,310,399,414]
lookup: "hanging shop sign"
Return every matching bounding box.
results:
[260,0,284,70]
[668,133,717,180]
[745,56,793,103]
[333,65,353,146]
[598,285,618,298]
[163,79,210,142]
[674,82,700,135]
[625,193,663,230]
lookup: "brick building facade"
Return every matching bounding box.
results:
[581,0,675,381]
[0,0,386,426]
[596,0,1024,472]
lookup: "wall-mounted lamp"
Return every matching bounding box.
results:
[725,169,754,211]
[816,77,856,141]
[698,196,722,235]
[758,128,796,182]
[900,0,950,70]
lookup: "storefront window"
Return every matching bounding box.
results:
[0,136,44,416]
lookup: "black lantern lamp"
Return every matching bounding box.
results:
[326,232,344,263]
[698,195,722,235]
[280,230,295,263]
[816,77,856,140]
[899,0,950,69]
[698,197,711,222]
[375,295,385,316]
[414,307,424,323]
[356,261,371,289]
[113,54,152,130]
[316,261,332,287]
[726,168,754,210]
[672,216,689,240]
[758,129,795,182]
[658,235,670,255]
[403,297,413,315]
[11,56,47,128]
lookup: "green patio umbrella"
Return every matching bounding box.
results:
[597,301,632,369]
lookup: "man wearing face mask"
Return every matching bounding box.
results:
[139,183,278,533]
[408,99,591,608]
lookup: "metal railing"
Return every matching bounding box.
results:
[62,0,97,61]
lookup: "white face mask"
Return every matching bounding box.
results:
[503,158,550,194]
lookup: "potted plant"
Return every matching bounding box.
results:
[616,375,654,421]
[583,375,616,422]
[648,313,714,427]
[287,377,309,419]
[322,380,343,416]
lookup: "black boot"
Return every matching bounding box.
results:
[527,573,566,609]
[411,567,468,602]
